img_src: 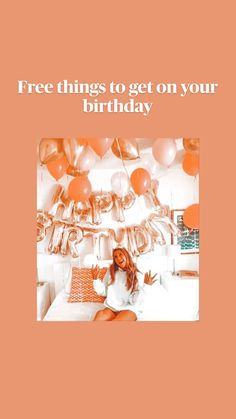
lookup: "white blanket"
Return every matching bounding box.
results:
[44,280,199,321]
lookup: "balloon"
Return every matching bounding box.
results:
[183,204,199,229]
[121,191,136,209]
[112,195,125,222]
[47,153,69,181]
[63,138,86,169]
[89,138,113,158]
[73,201,91,224]
[47,185,65,217]
[182,152,199,176]
[76,146,97,172]
[144,179,161,207]
[111,138,140,160]
[61,198,74,221]
[99,192,113,213]
[111,172,130,197]
[68,175,92,202]
[183,138,200,153]
[152,139,177,167]
[48,221,65,254]
[141,153,158,176]
[83,229,111,260]
[127,226,154,256]
[37,211,53,242]
[145,217,166,245]
[88,192,113,225]
[130,168,151,195]
[39,138,63,164]
[63,139,97,172]
[68,227,84,258]
[89,194,103,225]
[60,225,83,257]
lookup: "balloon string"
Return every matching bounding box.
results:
[115,138,130,181]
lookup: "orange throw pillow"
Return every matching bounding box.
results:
[68,267,107,303]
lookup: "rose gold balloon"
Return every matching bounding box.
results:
[47,185,65,217]
[39,138,63,164]
[144,179,161,207]
[145,218,166,245]
[68,227,84,258]
[36,211,53,242]
[112,194,125,222]
[60,225,84,257]
[73,201,91,224]
[111,138,140,160]
[89,194,103,225]
[152,139,177,167]
[37,223,46,242]
[61,198,74,221]
[48,222,65,254]
[183,138,200,153]
[132,225,154,255]
[63,138,87,169]
[121,191,136,209]
[99,192,113,213]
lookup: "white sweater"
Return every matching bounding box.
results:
[93,268,145,313]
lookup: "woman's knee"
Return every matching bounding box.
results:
[93,308,116,321]
[113,310,137,321]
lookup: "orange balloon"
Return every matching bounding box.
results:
[130,168,151,195]
[183,204,199,229]
[68,175,92,202]
[47,153,69,181]
[89,138,113,158]
[182,152,199,176]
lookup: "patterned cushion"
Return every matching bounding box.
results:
[68,267,107,303]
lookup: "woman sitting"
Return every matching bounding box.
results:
[92,247,157,321]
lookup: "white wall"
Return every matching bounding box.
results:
[37,139,199,301]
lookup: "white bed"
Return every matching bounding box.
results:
[44,276,199,321]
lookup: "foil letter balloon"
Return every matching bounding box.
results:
[48,222,65,254]
[37,211,53,242]
[47,185,65,217]
[67,227,84,258]
[144,179,161,208]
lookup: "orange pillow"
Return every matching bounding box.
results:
[68,267,107,303]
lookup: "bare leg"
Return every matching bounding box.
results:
[112,310,137,321]
[93,308,117,321]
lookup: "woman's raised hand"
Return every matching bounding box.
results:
[91,265,100,280]
[144,270,157,285]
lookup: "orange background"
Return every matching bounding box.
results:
[1,1,235,418]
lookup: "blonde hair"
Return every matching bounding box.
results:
[109,248,139,292]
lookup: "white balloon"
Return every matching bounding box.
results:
[111,171,130,197]
[140,153,159,176]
